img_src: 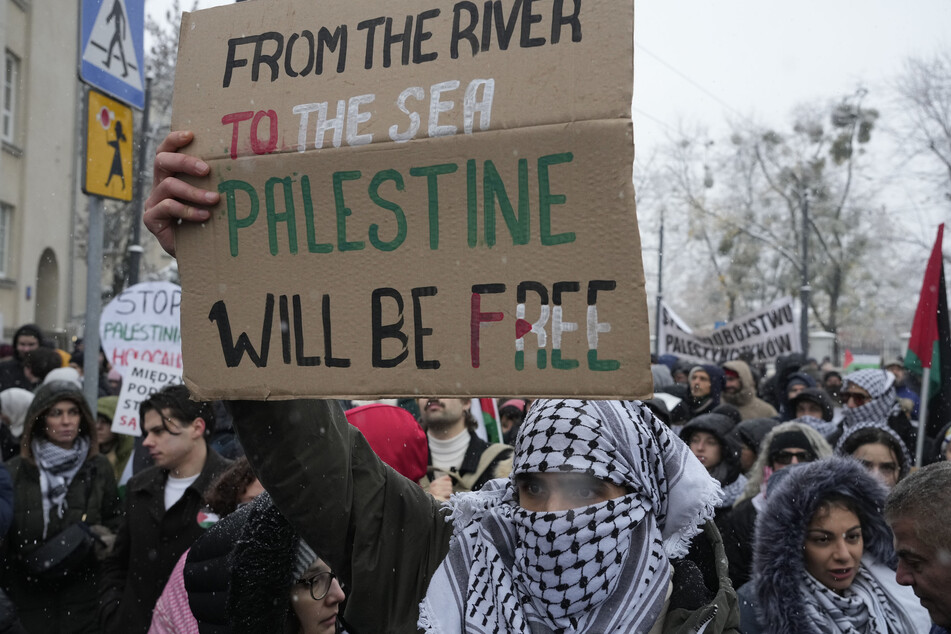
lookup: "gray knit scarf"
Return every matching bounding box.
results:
[418,399,721,633]
[32,436,89,538]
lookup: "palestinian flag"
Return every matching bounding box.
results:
[904,223,951,438]
[197,510,220,529]
[473,398,502,443]
[843,349,855,371]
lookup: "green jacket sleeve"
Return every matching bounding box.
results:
[229,399,453,634]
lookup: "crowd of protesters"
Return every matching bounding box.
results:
[0,129,946,633]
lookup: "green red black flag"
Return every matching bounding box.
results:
[904,223,951,438]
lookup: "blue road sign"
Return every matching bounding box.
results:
[80,0,145,109]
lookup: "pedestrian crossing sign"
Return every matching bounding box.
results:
[80,0,145,109]
[84,88,134,201]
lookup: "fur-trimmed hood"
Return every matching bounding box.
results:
[753,457,896,634]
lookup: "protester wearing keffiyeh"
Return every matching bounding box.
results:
[418,399,722,633]
[841,369,901,429]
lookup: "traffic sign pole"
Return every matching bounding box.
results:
[84,196,104,411]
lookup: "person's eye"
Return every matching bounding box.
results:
[902,557,924,573]
[571,485,598,500]
[519,480,545,498]
[845,532,862,544]
[809,535,829,545]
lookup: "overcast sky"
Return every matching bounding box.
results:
[633,1,951,150]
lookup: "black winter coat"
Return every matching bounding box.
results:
[98,449,231,634]
[3,455,119,634]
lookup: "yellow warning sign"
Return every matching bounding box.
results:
[84,88,133,201]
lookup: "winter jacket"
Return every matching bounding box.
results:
[721,361,777,421]
[2,385,120,634]
[99,449,232,634]
[229,398,741,634]
[740,458,929,634]
[0,467,12,537]
[419,429,513,493]
[721,497,758,590]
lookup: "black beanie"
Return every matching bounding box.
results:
[769,430,812,456]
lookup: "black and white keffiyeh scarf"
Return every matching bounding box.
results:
[842,370,901,429]
[418,399,721,633]
[799,563,908,633]
[32,436,89,538]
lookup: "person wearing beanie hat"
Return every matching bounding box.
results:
[3,381,120,633]
[229,492,345,634]
[721,360,778,421]
[721,422,832,589]
[686,364,726,420]
[95,396,135,482]
[497,398,527,445]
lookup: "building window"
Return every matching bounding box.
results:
[2,51,19,144]
[0,204,10,277]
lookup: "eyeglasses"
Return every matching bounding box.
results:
[770,450,815,466]
[843,392,870,406]
[295,571,336,601]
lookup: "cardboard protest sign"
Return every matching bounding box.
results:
[171,0,650,399]
[111,360,183,437]
[100,281,183,376]
[658,298,802,365]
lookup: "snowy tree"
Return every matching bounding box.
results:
[660,92,891,361]
[894,51,951,206]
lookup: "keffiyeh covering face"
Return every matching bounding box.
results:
[418,399,721,633]
[842,370,899,427]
